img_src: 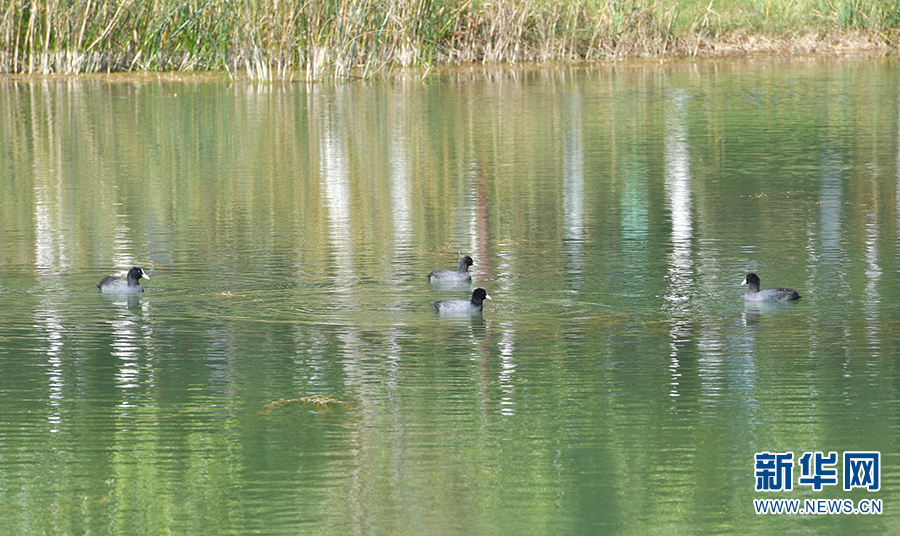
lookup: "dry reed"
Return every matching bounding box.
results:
[1,0,898,79]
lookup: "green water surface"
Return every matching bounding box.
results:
[1,60,899,535]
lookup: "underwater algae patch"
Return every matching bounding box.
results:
[259,396,351,416]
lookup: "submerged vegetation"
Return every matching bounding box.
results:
[1,0,898,79]
[259,396,351,415]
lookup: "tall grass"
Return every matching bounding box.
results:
[1,0,897,79]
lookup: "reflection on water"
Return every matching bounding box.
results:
[664,88,693,401]
[34,181,68,280]
[34,302,65,433]
[318,87,356,292]
[563,94,585,296]
[389,90,414,270]
[664,87,693,310]
[2,61,900,535]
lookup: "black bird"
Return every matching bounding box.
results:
[432,288,491,314]
[741,273,800,302]
[427,255,474,283]
[97,267,149,294]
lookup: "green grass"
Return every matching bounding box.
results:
[1,0,898,79]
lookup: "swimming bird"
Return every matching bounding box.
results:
[97,266,149,293]
[427,255,474,283]
[741,273,800,302]
[432,288,491,314]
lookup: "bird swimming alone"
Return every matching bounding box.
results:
[427,255,474,284]
[97,266,150,293]
[432,287,491,314]
[741,273,800,302]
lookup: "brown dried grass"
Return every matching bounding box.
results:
[0,0,897,79]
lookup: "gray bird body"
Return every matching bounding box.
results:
[98,267,149,294]
[741,273,800,302]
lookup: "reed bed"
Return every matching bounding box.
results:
[1,0,898,79]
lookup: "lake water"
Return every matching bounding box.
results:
[1,59,900,535]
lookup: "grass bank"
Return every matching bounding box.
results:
[2,0,899,79]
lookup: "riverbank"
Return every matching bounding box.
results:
[680,30,892,59]
[2,0,897,79]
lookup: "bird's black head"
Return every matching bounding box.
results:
[128,267,149,282]
[471,287,491,305]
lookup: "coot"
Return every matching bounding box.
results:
[427,255,474,283]
[97,266,149,293]
[741,273,800,302]
[432,288,491,314]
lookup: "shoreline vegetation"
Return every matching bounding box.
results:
[1,0,898,80]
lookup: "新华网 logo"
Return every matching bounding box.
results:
[755,451,880,492]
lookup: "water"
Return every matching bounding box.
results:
[1,60,900,535]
